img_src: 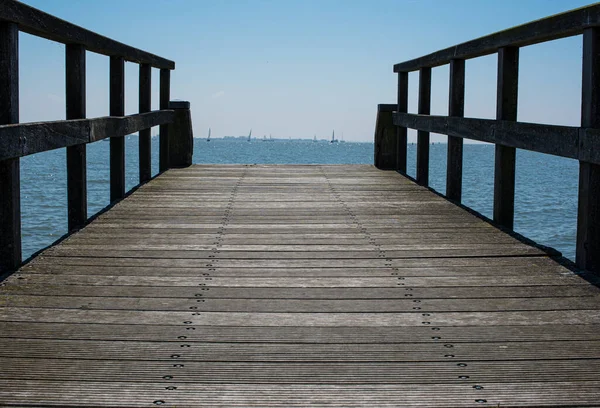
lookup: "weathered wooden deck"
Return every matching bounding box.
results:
[0,164,599,406]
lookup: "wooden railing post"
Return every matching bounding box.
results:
[446,59,465,202]
[0,21,20,272]
[168,101,194,168]
[493,47,519,230]
[139,63,152,182]
[159,68,171,172]
[396,72,408,173]
[416,67,431,186]
[374,105,397,169]
[109,56,125,202]
[66,44,87,231]
[577,27,600,273]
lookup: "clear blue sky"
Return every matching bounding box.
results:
[19,0,594,142]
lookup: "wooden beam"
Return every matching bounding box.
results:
[168,101,194,168]
[393,113,583,162]
[493,47,519,230]
[159,68,170,172]
[577,27,600,273]
[416,67,431,186]
[0,21,20,273]
[65,44,87,232]
[139,64,152,183]
[374,105,397,170]
[110,56,125,203]
[0,1,174,69]
[396,72,408,173]
[446,59,465,203]
[394,4,600,72]
[0,111,174,161]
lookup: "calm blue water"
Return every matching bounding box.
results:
[20,137,578,261]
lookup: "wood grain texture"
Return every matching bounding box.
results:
[1,164,599,407]
[393,4,600,72]
[0,21,20,273]
[0,0,174,69]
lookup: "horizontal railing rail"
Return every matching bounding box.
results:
[394,4,600,72]
[0,110,174,161]
[393,113,600,165]
[0,0,192,275]
[375,4,600,274]
[0,0,174,69]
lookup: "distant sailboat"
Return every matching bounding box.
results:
[330,130,338,143]
[207,127,211,142]
[263,135,267,142]
[340,132,345,143]
[247,129,252,142]
[313,134,317,142]
[269,134,273,142]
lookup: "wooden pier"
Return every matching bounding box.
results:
[1,164,600,407]
[2,1,600,407]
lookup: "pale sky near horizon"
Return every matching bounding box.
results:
[18,0,594,142]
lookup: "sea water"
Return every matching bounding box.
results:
[20,137,578,261]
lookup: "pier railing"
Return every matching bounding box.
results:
[0,1,193,273]
[374,4,600,274]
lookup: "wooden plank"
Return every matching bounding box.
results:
[577,27,600,274]
[0,0,174,69]
[65,43,87,231]
[2,322,600,343]
[159,68,170,172]
[393,4,600,72]
[493,46,519,230]
[0,110,174,161]
[2,164,599,407]
[416,67,431,186]
[2,295,599,313]
[446,59,464,202]
[392,113,585,162]
[109,56,125,202]
[139,63,152,183]
[0,21,20,273]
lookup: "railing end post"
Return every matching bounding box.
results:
[168,100,193,168]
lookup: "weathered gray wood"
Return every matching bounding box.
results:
[66,44,87,231]
[109,56,125,202]
[393,4,600,72]
[159,68,170,172]
[416,67,431,186]
[396,72,408,172]
[577,27,600,274]
[3,165,600,406]
[0,21,20,273]
[373,105,397,169]
[168,101,193,168]
[0,1,174,69]
[0,111,174,161]
[493,47,519,230]
[138,63,152,183]
[446,59,464,202]
[392,113,586,161]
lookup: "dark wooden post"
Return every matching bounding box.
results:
[110,56,125,202]
[66,44,87,231]
[396,71,408,173]
[493,47,519,229]
[446,59,465,202]
[577,27,600,273]
[159,68,171,172]
[168,101,194,168]
[0,21,20,272]
[139,63,152,182]
[374,105,397,169]
[416,67,431,186]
